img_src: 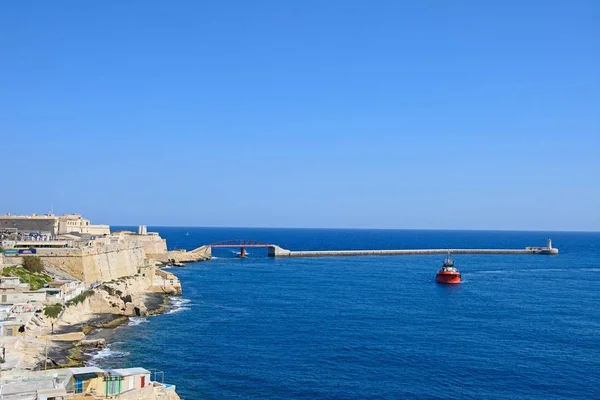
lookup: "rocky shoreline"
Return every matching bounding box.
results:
[44,292,170,369]
[0,223,185,399]
[8,270,181,373]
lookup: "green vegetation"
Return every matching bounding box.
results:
[98,284,122,297]
[44,303,63,319]
[65,290,94,307]
[21,255,44,273]
[1,266,52,290]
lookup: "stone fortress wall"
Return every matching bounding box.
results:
[1,214,166,285]
[3,239,145,285]
[119,229,168,258]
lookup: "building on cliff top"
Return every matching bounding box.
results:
[1,219,171,286]
[0,212,110,239]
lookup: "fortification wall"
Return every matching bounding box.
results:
[4,242,145,285]
[135,234,168,257]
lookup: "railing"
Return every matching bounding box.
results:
[210,239,272,248]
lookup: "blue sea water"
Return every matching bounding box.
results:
[98,228,600,399]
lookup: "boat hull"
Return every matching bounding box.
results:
[436,272,461,284]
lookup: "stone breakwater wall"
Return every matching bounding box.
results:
[4,242,145,284]
[279,248,545,257]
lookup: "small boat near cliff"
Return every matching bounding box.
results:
[435,253,461,284]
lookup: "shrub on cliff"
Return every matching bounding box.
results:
[22,256,44,273]
[98,284,122,297]
[44,303,63,319]
[66,290,94,307]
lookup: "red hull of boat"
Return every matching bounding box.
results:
[436,272,461,284]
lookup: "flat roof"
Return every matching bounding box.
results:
[36,388,68,396]
[0,215,56,219]
[110,368,151,376]
[49,281,73,287]
[0,320,24,326]
[68,367,105,375]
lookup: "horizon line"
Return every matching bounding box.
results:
[108,224,600,234]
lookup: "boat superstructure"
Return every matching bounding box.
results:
[435,253,461,284]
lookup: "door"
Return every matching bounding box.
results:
[141,376,146,388]
[128,376,134,390]
[75,378,83,393]
[106,378,121,395]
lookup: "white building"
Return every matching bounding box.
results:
[44,280,86,303]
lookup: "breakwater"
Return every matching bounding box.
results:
[276,248,557,257]
[267,241,559,257]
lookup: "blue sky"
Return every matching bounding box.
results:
[1,1,598,230]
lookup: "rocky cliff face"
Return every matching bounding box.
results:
[59,274,166,327]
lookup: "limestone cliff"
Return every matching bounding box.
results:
[58,272,179,327]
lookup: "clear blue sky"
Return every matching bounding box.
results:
[1,1,598,230]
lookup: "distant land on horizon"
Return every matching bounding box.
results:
[111,225,599,234]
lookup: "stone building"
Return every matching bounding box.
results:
[0,212,110,238]
[57,213,110,235]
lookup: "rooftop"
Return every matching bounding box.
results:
[68,366,105,375]
[110,367,151,376]
[0,213,57,219]
[48,280,74,288]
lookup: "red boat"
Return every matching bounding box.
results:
[435,253,461,284]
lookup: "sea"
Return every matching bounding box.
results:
[90,228,600,399]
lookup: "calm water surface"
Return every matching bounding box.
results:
[96,228,600,399]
